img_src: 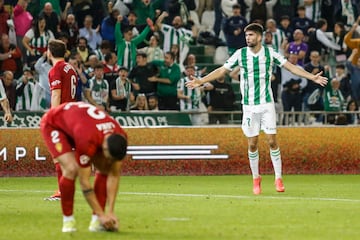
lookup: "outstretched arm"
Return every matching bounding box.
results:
[186,66,229,89]
[283,61,328,86]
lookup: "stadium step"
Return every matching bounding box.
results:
[189,45,205,55]
[196,55,214,64]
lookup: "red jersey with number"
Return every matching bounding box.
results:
[40,102,127,166]
[48,60,78,105]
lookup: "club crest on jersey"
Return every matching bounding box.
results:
[55,143,62,153]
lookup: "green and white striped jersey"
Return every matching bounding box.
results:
[223,46,287,105]
[160,24,193,53]
[177,76,201,111]
[0,80,7,101]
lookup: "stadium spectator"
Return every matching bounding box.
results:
[332,22,347,65]
[203,75,235,124]
[346,48,360,103]
[131,0,163,26]
[72,36,94,63]
[102,52,119,109]
[223,3,248,56]
[334,64,352,102]
[345,99,360,124]
[147,95,159,111]
[285,29,308,67]
[0,72,12,122]
[84,54,99,79]
[139,33,164,63]
[40,0,62,15]
[1,70,15,111]
[60,3,79,51]
[344,17,360,65]
[305,18,341,64]
[115,15,154,71]
[150,51,181,110]
[323,78,346,124]
[45,39,78,201]
[278,15,294,43]
[32,52,51,110]
[39,2,60,38]
[272,0,298,24]
[84,63,110,112]
[79,15,102,51]
[122,11,141,39]
[130,93,148,110]
[334,0,358,29]
[13,0,33,63]
[303,51,327,123]
[186,23,328,194]
[0,0,9,36]
[177,65,204,124]
[165,0,196,25]
[128,51,158,98]
[15,66,34,111]
[249,0,267,27]
[280,53,307,125]
[109,66,134,112]
[184,53,206,78]
[93,40,112,62]
[265,18,287,54]
[156,11,196,72]
[0,33,23,79]
[304,0,322,23]
[23,15,55,68]
[291,5,315,41]
[101,4,120,48]
[103,52,119,86]
[40,101,127,232]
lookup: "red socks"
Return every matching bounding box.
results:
[55,162,63,190]
[59,177,75,216]
[94,173,108,211]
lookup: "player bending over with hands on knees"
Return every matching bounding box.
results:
[40,101,128,232]
[186,23,328,195]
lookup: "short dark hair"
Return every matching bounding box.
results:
[48,39,66,58]
[94,63,104,69]
[107,133,128,160]
[136,51,147,58]
[104,52,113,62]
[244,23,264,35]
[232,3,241,9]
[336,64,345,69]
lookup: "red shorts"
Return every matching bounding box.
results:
[40,120,74,159]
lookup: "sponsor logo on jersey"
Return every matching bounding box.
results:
[51,80,61,87]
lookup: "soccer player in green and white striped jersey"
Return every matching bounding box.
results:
[0,75,13,123]
[186,23,328,195]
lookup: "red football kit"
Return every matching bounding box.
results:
[48,60,78,105]
[40,102,127,167]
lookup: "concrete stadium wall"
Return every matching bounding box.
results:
[0,127,359,176]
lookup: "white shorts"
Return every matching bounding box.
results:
[241,103,277,137]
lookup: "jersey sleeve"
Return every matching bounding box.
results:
[271,48,287,67]
[223,49,242,71]
[48,67,63,90]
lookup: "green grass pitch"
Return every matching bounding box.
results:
[0,175,359,240]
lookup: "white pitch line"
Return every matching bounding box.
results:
[120,192,360,203]
[1,189,359,203]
